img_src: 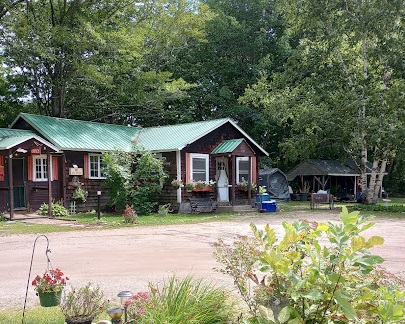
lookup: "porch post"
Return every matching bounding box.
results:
[47,150,52,217]
[231,155,236,205]
[7,149,14,221]
[176,150,181,203]
[247,157,252,206]
[62,154,67,207]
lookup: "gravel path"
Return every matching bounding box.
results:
[0,210,404,311]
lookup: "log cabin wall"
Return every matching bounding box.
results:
[64,152,110,212]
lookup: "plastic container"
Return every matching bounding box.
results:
[261,200,277,212]
[256,194,270,204]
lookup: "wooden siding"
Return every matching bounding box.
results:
[64,152,109,212]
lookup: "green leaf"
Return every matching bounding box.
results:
[278,306,291,323]
[334,289,357,320]
[366,236,384,247]
[300,290,324,300]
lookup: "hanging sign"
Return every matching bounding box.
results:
[31,147,41,155]
[69,168,83,176]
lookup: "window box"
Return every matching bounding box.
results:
[193,186,213,192]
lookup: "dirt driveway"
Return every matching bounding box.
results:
[0,210,404,311]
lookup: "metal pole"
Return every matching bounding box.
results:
[97,191,101,220]
[8,149,14,221]
[22,235,51,323]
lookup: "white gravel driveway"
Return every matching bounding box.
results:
[0,210,404,311]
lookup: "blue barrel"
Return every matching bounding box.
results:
[261,200,277,212]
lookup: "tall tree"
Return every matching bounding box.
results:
[0,0,210,123]
[242,0,405,203]
[160,0,289,160]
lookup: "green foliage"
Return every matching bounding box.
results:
[352,204,405,213]
[37,201,70,218]
[102,146,168,215]
[122,204,138,224]
[214,207,405,323]
[139,275,234,323]
[71,187,88,203]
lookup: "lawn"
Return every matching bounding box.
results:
[1,197,404,236]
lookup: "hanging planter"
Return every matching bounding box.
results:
[32,268,69,307]
[38,290,62,307]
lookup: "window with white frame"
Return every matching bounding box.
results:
[190,153,209,182]
[34,156,48,181]
[236,157,250,183]
[89,154,105,179]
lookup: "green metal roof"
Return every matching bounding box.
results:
[11,114,268,155]
[0,128,59,151]
[211,138,244,154]
[137,118,230,151]
[14,113,140,152]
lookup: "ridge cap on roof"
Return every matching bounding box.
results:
[17,113,142,130]
[142,117,229,131]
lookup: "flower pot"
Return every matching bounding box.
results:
[65,320,92,324]
[193,186,213,192]
[38,290,62,307]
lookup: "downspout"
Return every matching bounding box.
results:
[176,150,181,204]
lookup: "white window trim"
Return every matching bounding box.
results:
[190,153,209,183]
[89,154,105,179]
[236,157,251,183]
[33,155,51,182]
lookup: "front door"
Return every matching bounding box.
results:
[216,158,229,202]
[11,158,27,209]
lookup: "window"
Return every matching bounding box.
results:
[236,157,250,183]
[89,154,104,179]
[190,153,209,182]
[34,156,48,181]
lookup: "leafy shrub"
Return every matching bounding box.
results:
[60,283,107,323]
[0,212,6,222]
[71,187,88,203]
[352,203,405,213]
[122,204,138,223]
[213,207,405,323]
[37,200,70,218]
[136,276,234,323]
[103,146,168,215]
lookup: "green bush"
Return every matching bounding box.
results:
[352,204,405,213]
[37,201,70,218]
[102,146,168,215]
[213,207,405,323]
[134,276,234,323]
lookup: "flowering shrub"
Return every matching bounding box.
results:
[60,283,107,323]
[170,179,183,188]
[124,291,150,322]
[122,204,138,224]
[32,268,69,293]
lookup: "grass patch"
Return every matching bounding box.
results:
[68,212,235,226]
[0,222,83,235]
[0,306,64,324]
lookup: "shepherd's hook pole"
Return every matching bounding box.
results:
[22,235,51,324]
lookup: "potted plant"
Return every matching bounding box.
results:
[170,179,183,188]
[194,180,206,189]
[185,182,195,192]
[60,283,107,324]
[238,181,257,192]
[32,268,69,307]
[71,187,88,203]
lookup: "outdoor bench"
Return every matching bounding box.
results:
[189,198,218,213]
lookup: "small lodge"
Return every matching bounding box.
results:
[1,113,268,218]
